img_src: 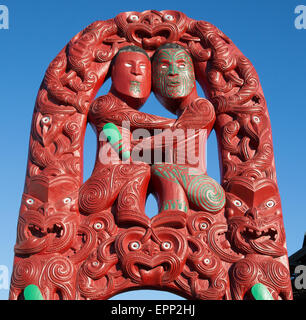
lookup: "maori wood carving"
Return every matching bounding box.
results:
[10,10,292,300]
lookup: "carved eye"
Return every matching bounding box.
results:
[178,63,186,69]
[203,258,211,265]
[161,241,172,250]
[128,14,139,22]
[93,222,103,230]
[164,14,174,21]
[233,200,242,207]
[124,62,132,67]
[140,64,146,69]
[266,200,275,208]
[63,197,71,204]
[26,198,34,205]
[253,116,260,123]
[199,222,208,230]
[129,241,141,250]
[41,116,50,124]
[91,261,99,267]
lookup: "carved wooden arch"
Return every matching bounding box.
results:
[9,10,292,300]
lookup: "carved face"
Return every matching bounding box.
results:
[111,51,151,99]
[15,177,79,255]
[114,10,188,49]
[226,179,286,257]
[115,226,188,285]
[153,48,195,99]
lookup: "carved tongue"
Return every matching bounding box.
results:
[249,239,286,257]
[139,266,163,285]
[142,36,166,49]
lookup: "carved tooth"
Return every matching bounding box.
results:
[248,227,254,234]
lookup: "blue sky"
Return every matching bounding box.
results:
[0,0,305,300]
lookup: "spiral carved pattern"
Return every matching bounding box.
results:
[266,260,291,289]
[43,257,74,285]
[79,177,110,214]
[187,175,225,213]
[11,259,40,289]
[231,259,257,286]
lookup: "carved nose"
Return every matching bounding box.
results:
[142,16,161,26]
[168,64,178,76]
[143,244,159,256]
[245,208,258,220]
[38,203,54,216]
[131,64,142,76]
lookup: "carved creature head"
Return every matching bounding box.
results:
[115,226,188,286]
[114,10,188,50]
[15,176,79,255]
[225,178,286,257]
[111,45,151,101]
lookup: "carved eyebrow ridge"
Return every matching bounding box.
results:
[155,50,172,63]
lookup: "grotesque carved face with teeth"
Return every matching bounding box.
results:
[115,226,188,286]
[15,176,79,255]
[225,178,286,257]
[114,10,188,49]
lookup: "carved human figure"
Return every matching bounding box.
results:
[135,43,225,217]
[81,46,175,226]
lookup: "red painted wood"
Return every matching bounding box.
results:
[9,10,292,300]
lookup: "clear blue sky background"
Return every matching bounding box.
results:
[0,0,305,300]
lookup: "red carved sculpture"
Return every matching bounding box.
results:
[9,10,292,300]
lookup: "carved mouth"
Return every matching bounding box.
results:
[126,253,182,284]
[28,224,46,238]
[49,224,64,238]
[138,265,164,273]
[130,26,173,49]
[142,36,167,49]
[229,217,285,257]
[133,261,171,284]
[135,262,169,274]
[167,80,180,86]
[134,29,171,41]
[136,264,165,285]
[28,223,64,238]
[240,226,278,242]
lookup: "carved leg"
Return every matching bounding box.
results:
[79,166,123,215]
[151,169,189,216]
[151,163,225,215]
[116,163,151,227]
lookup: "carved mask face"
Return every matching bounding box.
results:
[115,226,188,285]
[225,179,286,257]
[111,51,151,99]
[152,48,195,99]
[114,10,188,49]
[15,177,79,255]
